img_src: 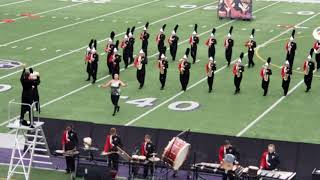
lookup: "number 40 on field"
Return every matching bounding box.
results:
[125,97,200,112]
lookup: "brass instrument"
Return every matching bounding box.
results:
[236,64,244,78]
[207,62,214,77]
[136,56,143,70]
[304,61,310,75]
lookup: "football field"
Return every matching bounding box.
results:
[0,0,320,152]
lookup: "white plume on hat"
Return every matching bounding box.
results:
[308,55,312,59]
[250,35,254,39]
[285,60,289,65]
[91,48,96,54]
[192,31,197,35]
[172,30,176,35]
[129,32,133,37]
[113,48,118,53]
[183,55,187,59]
[209,57,213,61]
[143,27,147,31]
[124,34,128,39]
[237,59,242,63]
[161,54,166,59]
[86,47,91,52]
[210,33,214,37]
[264,63,268,68]
[289,36,294,41]
[139,49,144,54]
[160,28,163,33]
[227,33,231,38]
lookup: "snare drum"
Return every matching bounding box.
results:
[162,137,191,170]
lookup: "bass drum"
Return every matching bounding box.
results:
[162,137,191,170]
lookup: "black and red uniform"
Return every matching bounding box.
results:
[103,134,122,171]
[140,141,155,178]
[259,150,280,170]
[61,128,78,173]
[313,41,320,70]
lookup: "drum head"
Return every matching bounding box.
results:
[172,142,190,170]
[138,156,146,160]
[132,155,139,159]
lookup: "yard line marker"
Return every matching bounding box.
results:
[40,48,47,51]
[0,0,30,7]
[25,47,32,50]
[0,0,161,47]
[236,12,320,137]
[56,49,62,52]
[0,1,217,80]
[11,46,17,49]
[236,80,304,137]
[0,2,89,24]
[0,1,279,128]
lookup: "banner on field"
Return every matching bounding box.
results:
[218,0,253,20]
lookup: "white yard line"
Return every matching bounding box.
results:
[0,2,89,24]
[0,0,161,47]
[0,1,217,80]
[236,80,304,137]
[0,1,218,127]
[0,0,30,7]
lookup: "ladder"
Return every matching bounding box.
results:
[6,121,52,180]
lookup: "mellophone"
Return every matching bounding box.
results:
[193,162,296,180]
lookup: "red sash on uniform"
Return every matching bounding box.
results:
[140,142,147,156]
[61,130,69,148]
[156,34,161,44]
[85,53,92,62]
[178,62,183,72]
[281,67,286,78]
[314,42,320,51]
[120,41,126,49]
[205,64,210,73]
[205,38,210,46]
[259,151,269,169]
[189,36,193,45]
[260,68,264,78]
[103,135,113,152]
[224,39,229,48]
[218,145,225,163]
[232,64,237,76]
[134,56,140,68]
[303,61,308,71]
[108,53,114,63]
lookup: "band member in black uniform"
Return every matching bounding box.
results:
[260,57,272,96]
[134,50,147,89]
[224,26,234,67]
[218,140,240,165]
[140,134,156,178]
[99,74,127,116]
[206,57,216,93]
[285,30,297,68]
[85,39,94,81]
[103,128,123,171]
[281,60,292,96]
[61,125,78,174]
[245,29,257,68]
[178,48,191,91]
[29,68,40,113]
[20,65,36,126]
[111,40,121,77]
[233,53,245,94]
[189,24,199,64]
[158,51,168,90]
[156,24,166,60]
[259,144,280,170]
[105,32,115,74]
[205,28,217,59]
[121,29,130,68]
[128,26,136,64]
[90,40,99,84]
[140,22,150,63]
[168,25,179,61]
[303,48,316,92]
